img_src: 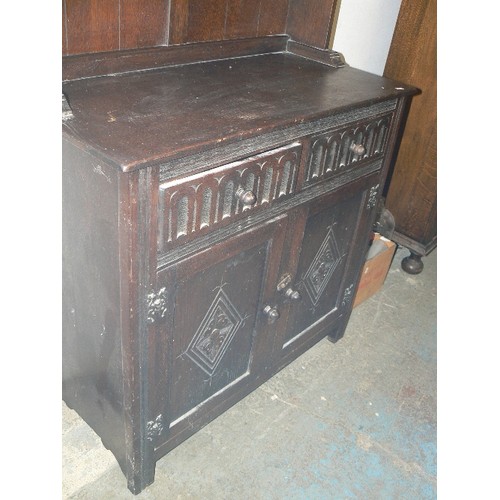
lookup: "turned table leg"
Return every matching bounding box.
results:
[401,251,424,274]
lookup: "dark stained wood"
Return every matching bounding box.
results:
[169,0,227,44]
[257,0,288,36]
[383,0,437,269]
[157,143,302,252]
[286,0,339,49]
[278,172,381,359]
[170,0,339,46]
[287,39,345,67]
[401,251,425,274]
[302,112,394,188]
[281,185,367,348]
[62,139,127,472]
[168,0,189,45]
[63,0,169,55]
[62,35,288,81]
[120,0,169,49]
[153,216,288,440]
[64,0,120,55]
[62,52,416,172]
[62,38,417,494]
[63,0,341,56]
[184,0,227,43]
[225,0,261,39]
[169,0,288,44]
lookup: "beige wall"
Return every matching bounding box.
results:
[332,0,402,75]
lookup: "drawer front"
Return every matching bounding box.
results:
[304,113,393,186]
[158,143,301,252]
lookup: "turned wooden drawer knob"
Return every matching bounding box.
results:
[236,187,257,206]
[263,305,280,324]
[285,288,301,300]
[350,143,366,155]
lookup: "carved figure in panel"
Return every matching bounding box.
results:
[302,223,342,306]
[186,288,244,376]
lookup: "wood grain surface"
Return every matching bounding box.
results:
[63,0,168,55]
[63,52,416,170]
[384,0,437,250]
[63,0,339,54]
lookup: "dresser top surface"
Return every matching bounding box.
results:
[62,52,413,171]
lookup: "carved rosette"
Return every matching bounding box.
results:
[342,284,355,307]
[146,414,164,441]
[366,184,380,210]
[146,287,168,324]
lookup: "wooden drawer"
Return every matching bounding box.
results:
[157,143,301,252]
[303,113,393,187]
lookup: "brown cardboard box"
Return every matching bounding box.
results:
[354,233,396,307]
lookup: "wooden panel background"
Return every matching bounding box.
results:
[63,0,338,55]
[168,0,289,45]
[287,0,338,49]
[120,0,169,49]
[257,0,290,37]
[63,0,169,55]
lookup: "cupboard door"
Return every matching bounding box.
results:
[148,215,287,447]
[281,177,377,354]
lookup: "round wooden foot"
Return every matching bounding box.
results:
[401,251,424,274]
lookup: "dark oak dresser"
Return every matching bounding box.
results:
[62,1,417,494]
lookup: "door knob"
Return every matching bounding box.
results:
[235,187,257,206]
[263,305,280,324]
[350,143,366,156]
[285,288,301,301]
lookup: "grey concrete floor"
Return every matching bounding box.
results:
[62,246,437,499]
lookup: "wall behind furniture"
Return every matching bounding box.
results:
[331,0,402,75]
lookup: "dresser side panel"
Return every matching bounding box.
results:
[62,138,127,469]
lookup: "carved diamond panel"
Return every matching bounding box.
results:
[186,288,244,375]
[303,226,342,306]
